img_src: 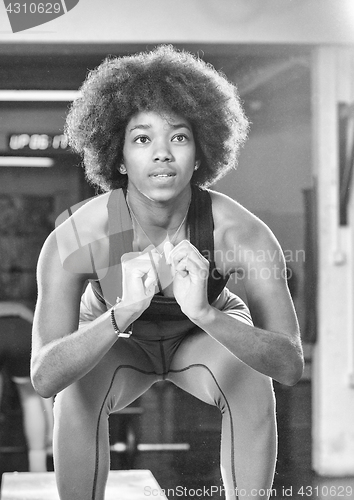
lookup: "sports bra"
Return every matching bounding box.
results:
[90,186,229,321]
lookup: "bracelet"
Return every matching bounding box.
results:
[110,307,133,338]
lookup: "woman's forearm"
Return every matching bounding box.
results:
[191,306,304,386]
[31,303,140,398]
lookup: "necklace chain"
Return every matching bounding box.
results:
[126,194,190,255]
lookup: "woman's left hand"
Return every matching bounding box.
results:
[164,240,211,321]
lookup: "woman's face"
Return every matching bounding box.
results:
[122,110,197,203]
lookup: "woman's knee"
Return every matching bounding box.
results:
[217,369,276,424]
[53,383,105,431]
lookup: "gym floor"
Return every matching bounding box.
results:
[1,376,353,500]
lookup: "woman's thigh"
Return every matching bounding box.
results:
[53,338,160,500]
[167,328,274,405]
[54,335,161,428]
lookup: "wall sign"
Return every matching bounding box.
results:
[8,133,70,152]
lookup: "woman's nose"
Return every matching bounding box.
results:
[152,140,173,162]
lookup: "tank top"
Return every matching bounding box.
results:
[90,186,229,321]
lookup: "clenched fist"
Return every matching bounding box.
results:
[120,245,161,315]
[164,240,210,321]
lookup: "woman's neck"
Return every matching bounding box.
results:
[126,186,192,232]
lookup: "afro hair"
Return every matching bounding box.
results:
[65,45,249,192]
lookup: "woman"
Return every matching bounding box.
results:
[0,301,53,472]
[31,45,303,500]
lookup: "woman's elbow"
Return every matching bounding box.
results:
[281,346,304,386]
[31,374,54,399]
[282,362,304,386]
[31,361,57,399]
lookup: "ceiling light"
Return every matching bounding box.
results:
[0,90,79,102]
[0,156,54,167]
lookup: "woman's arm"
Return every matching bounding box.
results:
[167,196,304,386]
[31,232,142,398]
[190,257,304,386]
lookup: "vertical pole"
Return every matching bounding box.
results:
[312,46,354,475]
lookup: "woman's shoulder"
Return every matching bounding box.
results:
[40,190,117,277]
[57,191,111,236]
[209,189,277,250]
[209,189,261,229]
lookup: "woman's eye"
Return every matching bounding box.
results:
[172,134,187,142]
[134,136,150,144]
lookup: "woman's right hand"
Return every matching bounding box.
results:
[120,245,161,314]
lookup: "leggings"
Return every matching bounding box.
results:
[53,290,277,500]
